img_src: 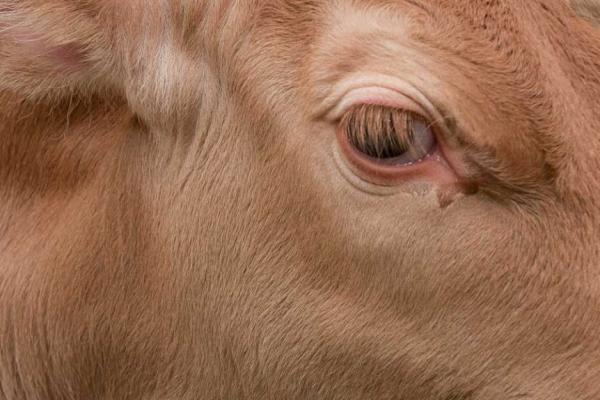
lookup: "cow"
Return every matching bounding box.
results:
[1,1,600,399]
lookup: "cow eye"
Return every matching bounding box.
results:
[337,104,438,182]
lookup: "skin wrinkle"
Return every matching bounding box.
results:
[0,1,600,399]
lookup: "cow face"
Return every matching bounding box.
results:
[1,1,600,399]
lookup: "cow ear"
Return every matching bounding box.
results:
[0,4,115,100]
[1,2,200,127]
[571,0,600,26]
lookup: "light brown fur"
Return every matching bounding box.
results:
[1,1,600,399]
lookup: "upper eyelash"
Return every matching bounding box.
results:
[340,104,429,159]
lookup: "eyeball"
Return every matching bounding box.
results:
[340,103,436,165]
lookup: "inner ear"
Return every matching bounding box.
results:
[0,4,111,99]
[11,29,89,72]
[571,0,600,26]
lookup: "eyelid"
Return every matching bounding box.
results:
[317,75,468,154]
[317,73,439,122]
[328,87,429,121]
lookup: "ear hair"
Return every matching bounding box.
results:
[0,2,117,101]
[0,2,204,128]
[571,0,600,26]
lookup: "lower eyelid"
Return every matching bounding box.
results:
[337,121,450,185]
[332,126,473,207]
[334,117,475,203]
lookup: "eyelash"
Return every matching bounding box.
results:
[339,103,437,165]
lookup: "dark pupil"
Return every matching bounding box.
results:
[344,105,414,160]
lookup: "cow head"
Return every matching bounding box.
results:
[1,1,600,399]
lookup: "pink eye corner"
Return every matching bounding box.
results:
[336,103,462,189]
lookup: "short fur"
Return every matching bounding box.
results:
[573,0,600,24]
[1,1,600,399]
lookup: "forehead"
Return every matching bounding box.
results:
[266,0,598,105]
[250,0,589,55]
[212,0,600,134]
